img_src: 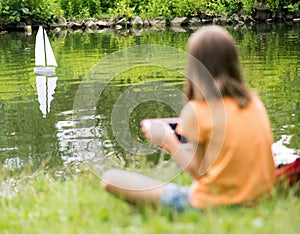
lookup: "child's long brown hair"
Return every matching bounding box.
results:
[185,25,251,108]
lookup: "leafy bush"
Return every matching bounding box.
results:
[0,0,298,25]
[108,0,136,18]
[221,0,242,14]
[267,0,299,12]
[172,0,205,17]
[60,0,97,19]
[137,0,246,19]
[203,0,228,15]
[0,0,62,23]
[139,0,174,19]
[241,0,257,13]
[283,1,300,12]
[59,0,125,19]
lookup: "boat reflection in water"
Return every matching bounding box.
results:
[34,26,58,117]
[36,76,58,118]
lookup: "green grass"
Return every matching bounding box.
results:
[0,165,299,234]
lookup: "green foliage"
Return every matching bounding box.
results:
[140,0,175,19]
[284,1,300,12]
[0,0,298,23]
[171,0,204,17]
[203,0,228,15]
[0,0,62,23]
[260,0,300,13]
[267,0,300,12]
[60,0,101,19]
[221,0,242,14]
[266,0,280,11]
[108,0,135,18]
[241,0,257,13]
[140,0,222,19]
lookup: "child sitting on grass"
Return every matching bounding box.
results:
[101,25,276,212]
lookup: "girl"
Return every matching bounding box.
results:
[101,25,276,212]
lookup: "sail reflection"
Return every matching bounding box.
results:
[34,26,58,118]
[36,76,57,118]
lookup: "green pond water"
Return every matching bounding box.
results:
[0,24,299,174]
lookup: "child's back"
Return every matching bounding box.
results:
[178,95,275,208]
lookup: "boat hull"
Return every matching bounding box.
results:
[34,67,56,75]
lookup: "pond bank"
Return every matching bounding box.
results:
[0,167,299,233]
[1,5,300,35]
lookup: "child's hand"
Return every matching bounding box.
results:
[141,120,176,150]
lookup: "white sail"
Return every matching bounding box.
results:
[44,29,57,67]
[35,26,46,67]
[36,76,47,118]
[35,27,58,117]
[47,77,58,113]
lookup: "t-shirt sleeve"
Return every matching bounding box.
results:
[176,101,211,144]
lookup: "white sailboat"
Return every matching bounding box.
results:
[36,76,58,118]
[34,26,57,75]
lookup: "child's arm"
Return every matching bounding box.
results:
[141,121,202,180]
[163,131,202,180]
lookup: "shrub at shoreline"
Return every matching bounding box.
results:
[0,0,300,31]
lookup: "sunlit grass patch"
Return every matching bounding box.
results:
[0,165,299,234]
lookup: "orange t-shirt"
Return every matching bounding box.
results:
[177,96,276,209]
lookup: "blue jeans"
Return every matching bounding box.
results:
[160,183,192,213]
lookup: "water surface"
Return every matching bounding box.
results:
[0,24,299,173]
